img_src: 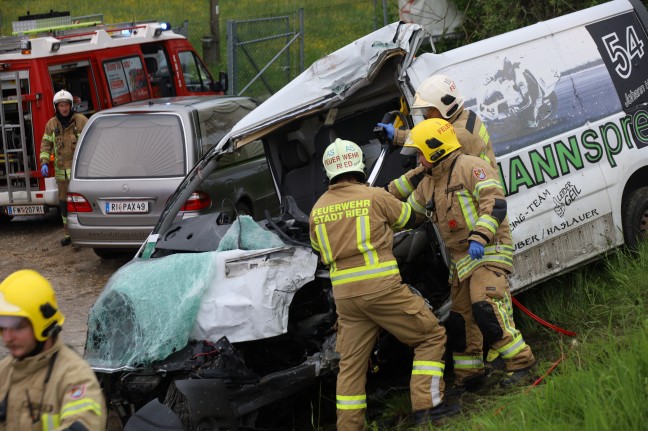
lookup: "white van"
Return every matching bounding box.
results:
[208,0,648,293]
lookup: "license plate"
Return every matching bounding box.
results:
[7,205,45,216]
[105,201,149,214]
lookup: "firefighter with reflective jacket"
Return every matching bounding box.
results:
[40,90,89,246]
[378,74,496,200]
[309,138,459,430]
[401,118,535,391]
[0,270,106,431]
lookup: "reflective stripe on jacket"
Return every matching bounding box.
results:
[408,152,513,281]
[0,338,106,431]
[309,182,415,299]
[40,113,88,181]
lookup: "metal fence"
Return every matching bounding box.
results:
[226,10,304,100]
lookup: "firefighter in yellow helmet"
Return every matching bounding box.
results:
[309,138,459,430]
[40,90,89,246]
[402,118,535,393]
[378,74,496,200]
[0,270,106,431]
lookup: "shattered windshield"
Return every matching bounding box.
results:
[85,217,316,370]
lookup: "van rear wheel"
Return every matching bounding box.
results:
[622,186,648,249]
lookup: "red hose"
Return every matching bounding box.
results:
[512,296,577,337]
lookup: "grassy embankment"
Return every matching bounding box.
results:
[368,242,648,430]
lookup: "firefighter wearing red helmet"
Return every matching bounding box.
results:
[40,90,89,246]
[309,138,459,430]
[402,118,535,392]
[0,269,106,430]
[379,74,497,200]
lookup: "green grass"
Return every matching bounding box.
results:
[365,243,648,430]
[2,1,396,68]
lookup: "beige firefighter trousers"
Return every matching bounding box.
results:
[450,265,535,383]
[334,283,447,431]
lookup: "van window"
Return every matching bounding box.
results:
[142,44,175,98]
[103,56,151,106]
[178,51,213,92]
[75,114,186,179]
[49,61,98,115]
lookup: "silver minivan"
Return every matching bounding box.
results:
[67,96,277,258]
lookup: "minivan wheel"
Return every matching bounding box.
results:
[93,248,131,259]
[622,186,648,249]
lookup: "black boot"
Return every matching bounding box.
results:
[500,365,536,388]
[411,402,460,426]
[446,372,486,398]
[60,236,71,246]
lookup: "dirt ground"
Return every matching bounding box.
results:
[0,210,131,360]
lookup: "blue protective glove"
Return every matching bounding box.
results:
[41,164,49,177]
[468,240,485,260]
[377,122,395,141]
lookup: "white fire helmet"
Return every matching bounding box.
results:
[53,90,73,107]
[322,138,365,182]
[411,74,464,119]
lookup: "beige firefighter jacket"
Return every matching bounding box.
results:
[390,108,496,199]
[309,181,415,299]
[407,152,513,282]
[39,113,88,181]
[0,337,106,431]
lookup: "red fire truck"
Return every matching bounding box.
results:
[0,13,226,219]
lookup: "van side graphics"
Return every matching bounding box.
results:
[498,108,648,196]
[587,12,648,114]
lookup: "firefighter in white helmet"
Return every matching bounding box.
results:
[0,269,106,430]
[378,74,496,200]
[40,90,89,246]
[402,118,536,393]
[309,138,459,430]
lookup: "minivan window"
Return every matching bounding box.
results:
[103,56,151,106]
[75,114,186,179]
[197,99,258,155]
[217,140,265,167]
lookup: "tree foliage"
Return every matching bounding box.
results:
[435,0,610,51]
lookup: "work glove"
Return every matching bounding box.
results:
[377,123,395,140]
[41,164,49,177]
[468,240,484,260]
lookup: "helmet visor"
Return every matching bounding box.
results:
[0,315,27,329]
[400,145,419,157]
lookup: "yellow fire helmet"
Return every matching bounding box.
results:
[322,138,365,182]
[0,269,65,341]
[402,118,462,164]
